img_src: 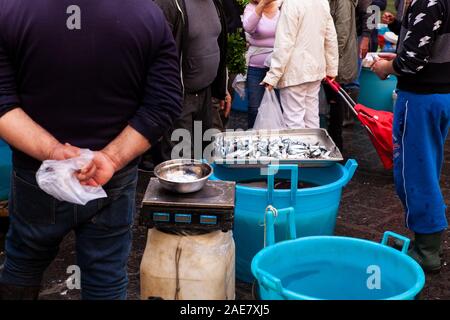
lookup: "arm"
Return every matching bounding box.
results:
[392,0,444,76]
[358,0,372,38]
[358,0,372,58]
[0,109,80,161]
[243,4,262,34]
[263,0,302,87]
[325,12,339,78]
[372,1,444,80]
[0,26,79,161]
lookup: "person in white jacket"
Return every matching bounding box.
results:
[263,0,339,129]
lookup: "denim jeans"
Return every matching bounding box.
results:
[247,66,272,129]
[0,165,138,300]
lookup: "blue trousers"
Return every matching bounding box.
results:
[393,90,450,234]
[0,165,138,299]
[247,66,280,129]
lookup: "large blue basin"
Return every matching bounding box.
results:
[211,160,358,282]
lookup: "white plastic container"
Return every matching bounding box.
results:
[140,229,235,300]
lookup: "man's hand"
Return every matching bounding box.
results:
[359,36,370,59]
[382,12,396,25]
[48,143,81,161]
[371,59,395,80]
[76,151,117,187]
[378,52,397,61]
[219,91,232,118]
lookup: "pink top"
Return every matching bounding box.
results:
[243,3,280,68]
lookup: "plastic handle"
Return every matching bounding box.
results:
[267,164,298,206]
[343,159,358,186]
[257,269,284,294]
[265,206,297,247]
[324,76,341,93]
[381,231,411,254]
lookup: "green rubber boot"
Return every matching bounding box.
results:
[408,232,443,273]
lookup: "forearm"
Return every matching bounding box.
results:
[0,108,61,161]
[102,125,151,172]
[243,9,262,34]
[359,0,372,37]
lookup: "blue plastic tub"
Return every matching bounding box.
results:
[211,160,358,282]
[252,222,425,300]
[359,68,397,112]
[0,139,12,201]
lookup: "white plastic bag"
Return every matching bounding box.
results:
[232,73,247,100]
[253,89,286,130]
[36,149,107,205]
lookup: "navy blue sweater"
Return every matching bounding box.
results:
[0,0,182,169]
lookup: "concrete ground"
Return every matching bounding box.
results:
[0,110,449,300]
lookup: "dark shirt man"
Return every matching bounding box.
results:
[0,0,182,299]
[154,0,228,161]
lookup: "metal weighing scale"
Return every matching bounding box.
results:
[140,178,235,232]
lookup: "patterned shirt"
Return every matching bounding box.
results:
[393,0,450,94]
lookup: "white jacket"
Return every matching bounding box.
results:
[263,0,339,89]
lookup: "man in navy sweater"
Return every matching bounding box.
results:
[373,0,449,272]
[0,0,182,299]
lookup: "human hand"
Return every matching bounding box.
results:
[261,82,273,91]
[382,12,395,25]
[48,143,81,161]
[220,91,232,118]
[360,37,370,59]
[371,59,394,80]
[76,151,117,187]
[377,52,397,61]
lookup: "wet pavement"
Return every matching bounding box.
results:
[0,111,449,300]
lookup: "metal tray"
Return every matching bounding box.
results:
[213,128,343,168]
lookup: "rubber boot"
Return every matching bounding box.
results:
[0,283,40,300]
[408,232,443,273]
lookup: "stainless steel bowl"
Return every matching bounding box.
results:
[154,159,213,194]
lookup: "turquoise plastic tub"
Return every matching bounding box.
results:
[359,68,397,112]
[0,139,12,201]
[252,216,425,300]
[211,160,358,282]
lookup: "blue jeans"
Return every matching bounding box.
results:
[247,66,280,129]
[393,91,450,234]
[0,165,138,300]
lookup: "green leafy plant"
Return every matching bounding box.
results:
[227,28,247,75]
[236,0,250,9]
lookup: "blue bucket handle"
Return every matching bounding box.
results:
[343,159,358,186]
[264,206,296,247]
[255,268,284,294]
[267,164,298,206]
[381,231,411,254]
[264,165,298,247]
